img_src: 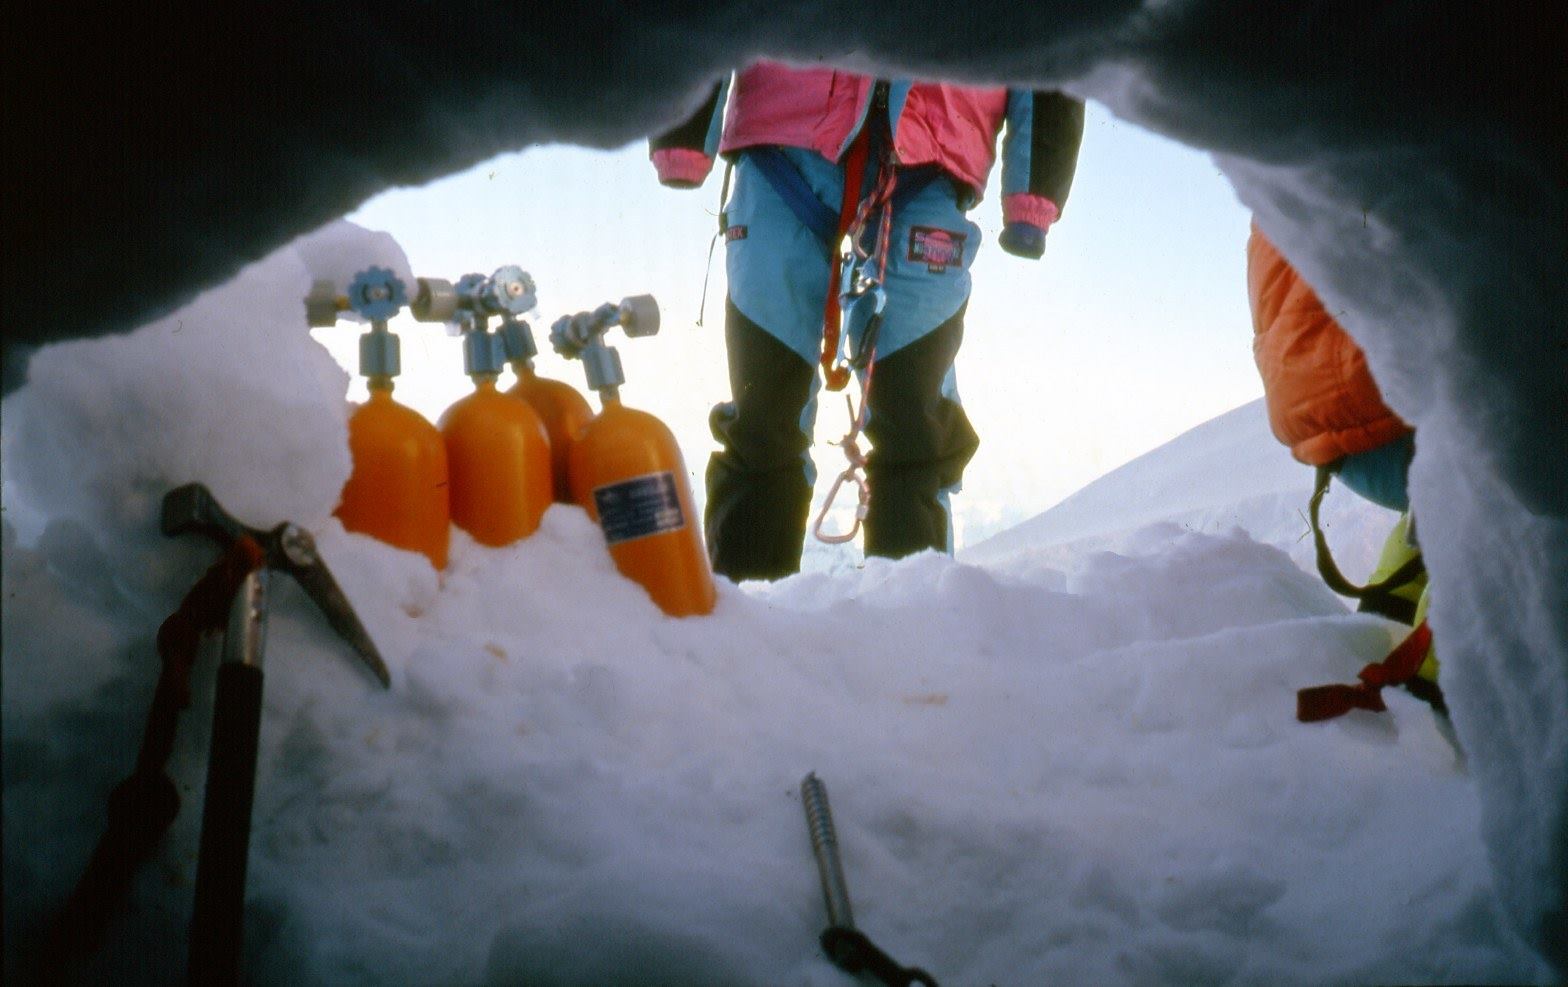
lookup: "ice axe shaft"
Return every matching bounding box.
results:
[188,569,269,985]
[39,536,264,978]
[799,773,939,987]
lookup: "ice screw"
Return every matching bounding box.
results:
[799,772,940,987]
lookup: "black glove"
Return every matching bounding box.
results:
[999,221,1046,259]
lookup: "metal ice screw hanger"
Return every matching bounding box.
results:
[548,295,660,399]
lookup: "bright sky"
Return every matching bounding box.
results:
[336,99,1261,551]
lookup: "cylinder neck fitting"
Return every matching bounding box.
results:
[549,295,659,402]
[579,338,625,394]
[498,317,539,367]
[343,267,409,379]
[462,322,506,377]
[359,320,401,378]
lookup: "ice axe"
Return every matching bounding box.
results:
[43,485,388,982]
[161,483,388,983]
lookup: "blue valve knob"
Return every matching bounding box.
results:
[482,266,537,316]
[346,267,408,322]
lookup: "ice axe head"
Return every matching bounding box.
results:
[160,483,392,688]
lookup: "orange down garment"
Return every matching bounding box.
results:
[1247,225,1411,466]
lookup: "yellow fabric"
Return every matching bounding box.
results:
[1413,582,1439,683]
[1368,512,1427,611]
[1368,513,1438,681]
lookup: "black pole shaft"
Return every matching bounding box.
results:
[188,661,264,986]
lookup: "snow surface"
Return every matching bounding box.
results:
[2,225,1555,983]
[5,2,1566,977]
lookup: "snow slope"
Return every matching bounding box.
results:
[963,400,1393,573]
[2,227,1551,983]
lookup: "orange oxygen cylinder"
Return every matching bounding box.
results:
[552,297,716,617]
[414,267,554,547]
[341,382,451,568]
[310,269,451,570]
[438,338,553,547]
[499,318,594,502]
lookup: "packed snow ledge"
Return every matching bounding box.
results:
[1,225,1556,984]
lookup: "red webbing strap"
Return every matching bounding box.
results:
[1297,619,1433,722]
[821,130,873,392]
[40,536,265,970]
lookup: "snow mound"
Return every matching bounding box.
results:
[3,233,1554,983]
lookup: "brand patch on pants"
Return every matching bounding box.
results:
[725,225,748,242]
[908,226,966,272]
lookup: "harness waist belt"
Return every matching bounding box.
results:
[745,147,945,250]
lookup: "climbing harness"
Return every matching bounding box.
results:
[1296,467,1447,722]
[1309,465,1426,623]
[745,146,941,266]
[808,84,911,544]
[707,82,947,546]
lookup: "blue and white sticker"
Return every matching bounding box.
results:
[593,471,686,544]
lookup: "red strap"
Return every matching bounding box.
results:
[1357,619,1432,687]
[821,130,872,392]
[42,536,266,970]
[1296,620,1432,722]
[1296,682,1388,721]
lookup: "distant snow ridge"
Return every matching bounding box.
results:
[966,399,1399,583]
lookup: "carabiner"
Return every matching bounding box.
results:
[813,394,872,544]
[812,467,870,544]
[844,283,886,370]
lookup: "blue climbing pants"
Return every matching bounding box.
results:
[705,146,982,580]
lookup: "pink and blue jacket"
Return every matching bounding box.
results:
[650,62,1084,256]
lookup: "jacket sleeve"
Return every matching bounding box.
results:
[648,78,730,189]
[997,89,1086,258]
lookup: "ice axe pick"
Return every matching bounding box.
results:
[160,482,391,687]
